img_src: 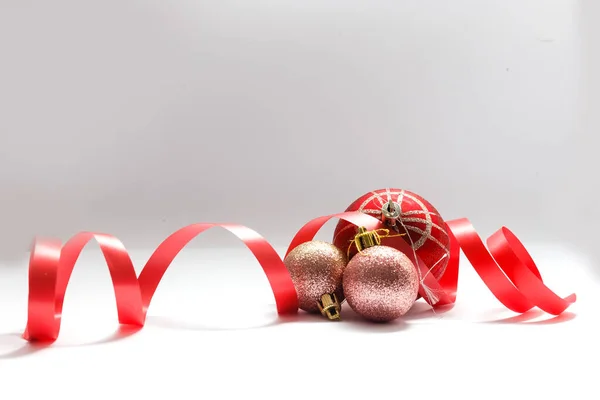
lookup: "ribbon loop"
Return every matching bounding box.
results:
[138,223,298,315]
[24,223,298,342]
[22,212,574,342]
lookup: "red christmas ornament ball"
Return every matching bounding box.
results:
[333,188,451,280]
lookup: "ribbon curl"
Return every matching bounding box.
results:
[24,224,299,342]
[23,212,575,342]
[287,212,576,316]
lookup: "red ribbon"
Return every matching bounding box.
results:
[287,212,576,316]
[23,212,575,342]
[24,224,298,342]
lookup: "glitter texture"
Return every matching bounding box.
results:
[283,241,348,313]
[343,246,419,322]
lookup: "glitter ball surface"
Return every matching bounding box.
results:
[343,246,419,322]
[283,241,348,313]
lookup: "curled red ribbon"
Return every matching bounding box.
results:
[24,224,299,342]
[23,212,575,342]
[287,212,576,316]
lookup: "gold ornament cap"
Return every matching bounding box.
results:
[317,293,341,320]
[349,226,407,257]
[353,226,382,251]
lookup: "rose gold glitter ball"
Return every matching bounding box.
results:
[343,246,419,322]
[283,241,348,313]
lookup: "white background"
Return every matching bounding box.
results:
[0,1,598,399]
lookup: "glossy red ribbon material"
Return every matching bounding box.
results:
[23,212,575,342]
[24,224,298,342]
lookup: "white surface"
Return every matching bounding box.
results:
[0,245,596,399]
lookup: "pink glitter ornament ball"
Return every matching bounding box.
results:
[284,241,348,319]
[343,245,419,322]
